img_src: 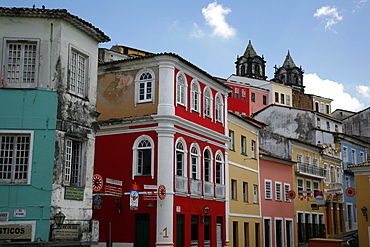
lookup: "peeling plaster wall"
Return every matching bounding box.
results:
[343,108,370,141]
[259,129,292,160]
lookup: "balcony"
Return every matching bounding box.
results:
[215,183,226,199]
[204,181,214,198]
[296,163,325,179]
[190,178,202,196]
[175,176,188,194]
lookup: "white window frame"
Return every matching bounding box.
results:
[64,137,86,187]
[231,179,237,200]
[313,181,320,191]
[326,104,330,114]
[324,163,329,182]
[275,181,282,201]
[264,179,272,200]
[175,138,187,177]
[242,89,246,100]
[229,130,235,151]
[190,144,200,180]
[0,130,33,184]
[251,140,256,158]
[306,179,312,196]
[253,184,258,203]
[235,88,239,99]
[343,147,348,162]
[251,92,255,102]
[69,46,89,97]
[284,183,291,202]
[132,135,155,179]
[297,178,304,195]
[135,68,155,105]
[274,218,284,247]
[296,154,303,165]
[243,181,248,202]
[215,93,223,123]
[263,217,272,247]
[215,151,224,184]
[285,218,294,247]
[176,72,187,107]
[351,149,356,164]
[203,148,213,182]
[204,87,213,118]
[320,102,324,112]
[2,38,40,89]
[286,95,291,106]
[336,167,341,183]
[360,152,365,163]
[191,80,201,113]
[241,135,247,155]
[280,93,285,104]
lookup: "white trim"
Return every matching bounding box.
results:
[134,68,156,105]
[228,161,258,173]
[263,217,272,247]
[264,179,272,200]
[132,135,155,179]
[275,181,282,201]
[229,213,261,218]
[203,147,213,182]
[175,137,188,177]
[274,217,284,247]
[175,71,188,108]
[284,218,294,247]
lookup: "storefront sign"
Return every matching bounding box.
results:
[52,224,80,241]
[0,212,9,221]
[0,224,32,240]
[64,186,84,201]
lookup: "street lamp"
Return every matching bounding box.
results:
[114,197,122,214]
[201,206,210,223]
[361,206,368,221]
[54,212,66,227]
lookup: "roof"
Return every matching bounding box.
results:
[243,40,258,57]
[282,51,297,68]
[348,161,370,168]
[0,7,110,42]
[99,52,233,91]
[228,111,267,129]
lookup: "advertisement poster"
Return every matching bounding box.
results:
[130,190,139,210]
[314,191,325,206]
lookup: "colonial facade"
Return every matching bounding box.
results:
[94,53,231,247]
[0,7,110,244]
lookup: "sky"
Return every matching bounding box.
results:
[2,0,370,112]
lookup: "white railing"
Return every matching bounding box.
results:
[204,181,214,198]
[191,240,198,247]
[215,184,226,199]
[217,240,222,247]
[190,179,202,196]
[204,240,210,247]
[175,176,188,193]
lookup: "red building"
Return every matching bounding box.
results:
[93,53,231,247]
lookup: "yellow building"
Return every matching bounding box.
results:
[349,162,370,246]
[291,139,326,246]
[271,82,293,108]
[227,112,266,247]
[311,95,333,117]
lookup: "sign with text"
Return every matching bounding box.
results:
[0,212,9,221]
[52,224,80,241]
[0,224,32,240]
[13,209,26,218]
[64,186,84,201]
[105,178,123,196]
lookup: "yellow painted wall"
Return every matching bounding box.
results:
[271,83,293,107]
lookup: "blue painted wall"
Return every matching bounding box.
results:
[0,88,58,241]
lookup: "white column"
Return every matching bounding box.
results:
[156,126,175,246]
[157,58,175,116]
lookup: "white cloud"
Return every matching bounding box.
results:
[201,1,236,40]
[191,23,205,38]
[357,85,370,98]
[304,73,364,111]
[313,6,343,32]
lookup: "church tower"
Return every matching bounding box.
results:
[273,51,304,93]
[235,40,267,80]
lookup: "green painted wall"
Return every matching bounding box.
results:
[0,88,58,241]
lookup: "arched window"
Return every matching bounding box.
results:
[204,149,212,182]
[176,72,187,106]
[132,135,154,178]
[190,145,200,180]
[204,87,212,118]
[176,141,185,176]
[135,69,155,105]
[215,93,223,123]
[191,80,200,112]
[215,152,224,184]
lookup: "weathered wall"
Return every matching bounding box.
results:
[292,91,312,110]
[259,129,292,161]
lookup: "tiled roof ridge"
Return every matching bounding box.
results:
[0,7,110,42]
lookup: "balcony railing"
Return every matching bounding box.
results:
[175,176,188,193]
[190,179,202,196]
[215,184,226,199]
[204,181,214,198]
[296,163,325,178]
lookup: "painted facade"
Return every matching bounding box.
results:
[0,7,109,244]
[227,113,266,247]
[349,162,370,247]
[94,53,231,247]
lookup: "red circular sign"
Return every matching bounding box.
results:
[287,190,296,199]
[345,187,355,197]
[158,185,166,200]
[93,174,103,192]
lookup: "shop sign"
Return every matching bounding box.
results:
[0,212,9,221]
[0,224,32,240]
[64,186,84,201]
[52,224,80,241]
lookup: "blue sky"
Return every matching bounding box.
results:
[2,0,370,112]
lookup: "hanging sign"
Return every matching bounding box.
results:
[314,191,325,206]
[158,185,167,200]
[130,190,139,210]
[0,224,32,240]
[92,174,103,192]
[345,187,355,197]
[287,190,296,200]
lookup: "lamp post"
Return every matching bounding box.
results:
[113,197,122,214]
[202,206,210,223]
[54,212,66,228]
[361,206,368,221]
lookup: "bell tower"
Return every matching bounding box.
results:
[273,51,304,93]
[235,40,267,80]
